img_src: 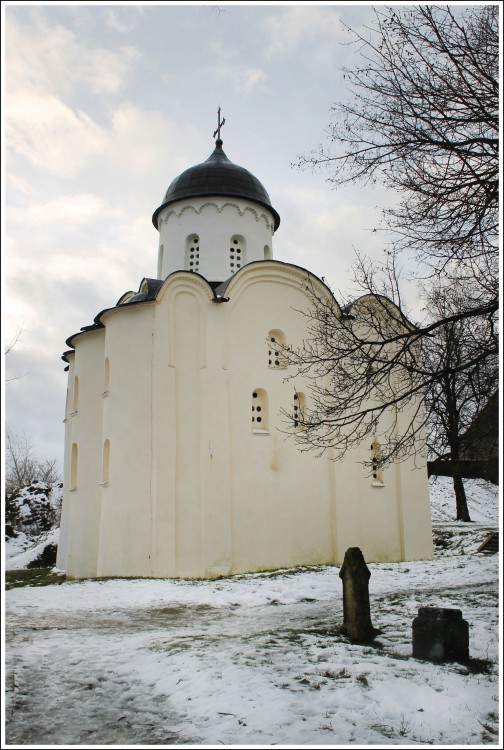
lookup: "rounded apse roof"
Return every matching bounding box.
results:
[152,139,280,231]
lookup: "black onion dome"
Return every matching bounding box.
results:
[152,139,280,230]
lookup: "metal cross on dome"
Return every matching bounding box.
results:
[213,107,225,141]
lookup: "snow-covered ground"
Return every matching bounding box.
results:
[4,527,59,571]
[3,477,501,746]
[428,476,499,524]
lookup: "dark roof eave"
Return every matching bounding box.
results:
[65,322,104,349]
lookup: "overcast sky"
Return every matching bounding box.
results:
[3,1,439,467]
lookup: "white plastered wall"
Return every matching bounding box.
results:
[332,296,433,563]
[56,353,74,570]
[96,304,155,577]
[156,197,275,281]
[222,265,337,573]
[58,262,433,579]
[59,330,105,578]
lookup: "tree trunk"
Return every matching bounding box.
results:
[452,466,471,522]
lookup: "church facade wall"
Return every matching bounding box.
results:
[58,262,433,580]
[58,134,434,580]
[96,304,156,577]
[222,268,337,573]
[56,353,74,571]
[57,330,105,578]
[391,403,434,561]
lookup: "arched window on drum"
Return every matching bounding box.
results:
[229,235,245,274]
[185,235,200,272]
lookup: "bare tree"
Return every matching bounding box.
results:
[296,5,498,294]
[281,254,498,473]
[423,281,498,520]
[5,428,61,495]
[281,271,425,469]
[286,5,499,474]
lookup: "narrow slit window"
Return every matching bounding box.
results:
[72,376,79,414]
[103,357,110,396]
[251,388,269,432]
[71,443,78,490]
[102,439,110,483]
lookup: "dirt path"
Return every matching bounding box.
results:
[5,582,498,745]
[5,599,332,745]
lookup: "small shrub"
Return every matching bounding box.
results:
[27,543,58,569]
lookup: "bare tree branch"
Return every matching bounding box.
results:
[5,323,29,382]
[5,428,62,495]
[295,5,498,299]
[5,324,24,356]
[286,6,498,478]
[423,279,498,520]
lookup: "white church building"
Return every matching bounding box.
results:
[57,130,433,579]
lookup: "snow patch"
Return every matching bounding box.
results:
[429,475,499,524]
[4,476,500,745]
[5,528,60,570]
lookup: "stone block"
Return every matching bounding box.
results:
[412,607,469,661]
[339,547,377,642]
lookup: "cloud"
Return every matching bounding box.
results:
[6,173,38,198]
[6,13,140,97]
[7,194,111,227]
[202,64,267,95]
[5,13,167,183]
[6,90,108,176]
[104,7,144,34]
[201,40,267,95]
[6,86,197,192]
[81,46,141,95]
[264,6,345,60]
[108,103,188,177]
[273,184,386,298]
